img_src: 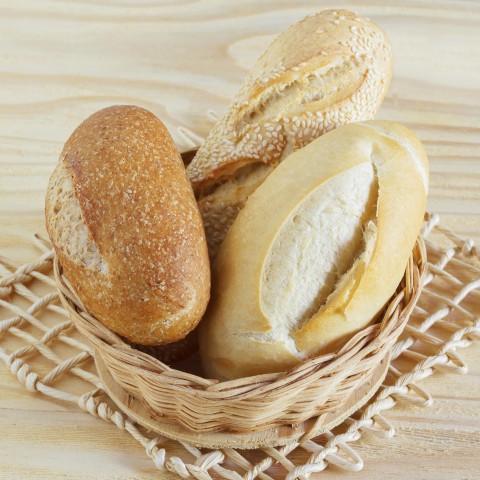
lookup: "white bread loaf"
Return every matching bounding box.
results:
[199,121,428,380]
[187,9,393,258]
[46,106,210,346]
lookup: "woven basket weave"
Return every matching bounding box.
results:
[53,235,426,439]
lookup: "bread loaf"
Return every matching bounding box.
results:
[199,121,428,380]
[188,9,393,258]
[46,106,210,345]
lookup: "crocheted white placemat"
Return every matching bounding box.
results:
[0,214,479,480]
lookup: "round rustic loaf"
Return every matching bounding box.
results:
[46,105,210,345]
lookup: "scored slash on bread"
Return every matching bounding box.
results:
[187,9,393,259]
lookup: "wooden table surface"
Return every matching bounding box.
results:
[0,1,479,479]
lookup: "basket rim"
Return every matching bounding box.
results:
[54,237,427,434]
[53,236,427,393]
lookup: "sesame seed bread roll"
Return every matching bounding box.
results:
[46,106,210,346]
[199,121,428,380]
[188,9,393,258]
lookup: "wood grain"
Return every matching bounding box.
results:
[0,1,479,479]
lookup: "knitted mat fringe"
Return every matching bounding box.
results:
[0,213,479,479]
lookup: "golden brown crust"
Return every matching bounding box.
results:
[46,105,210,345]
[199,121,428,380]
[188,9,393,258]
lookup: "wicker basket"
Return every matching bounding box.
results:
[54,234,426,447]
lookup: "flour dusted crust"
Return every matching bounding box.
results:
[187,9,393,258]
[199,121,428,380]
[46,106,210,345]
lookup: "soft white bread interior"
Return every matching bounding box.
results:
[46,105,210,346]
[199,121,428,380]
[187,9,393,258]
